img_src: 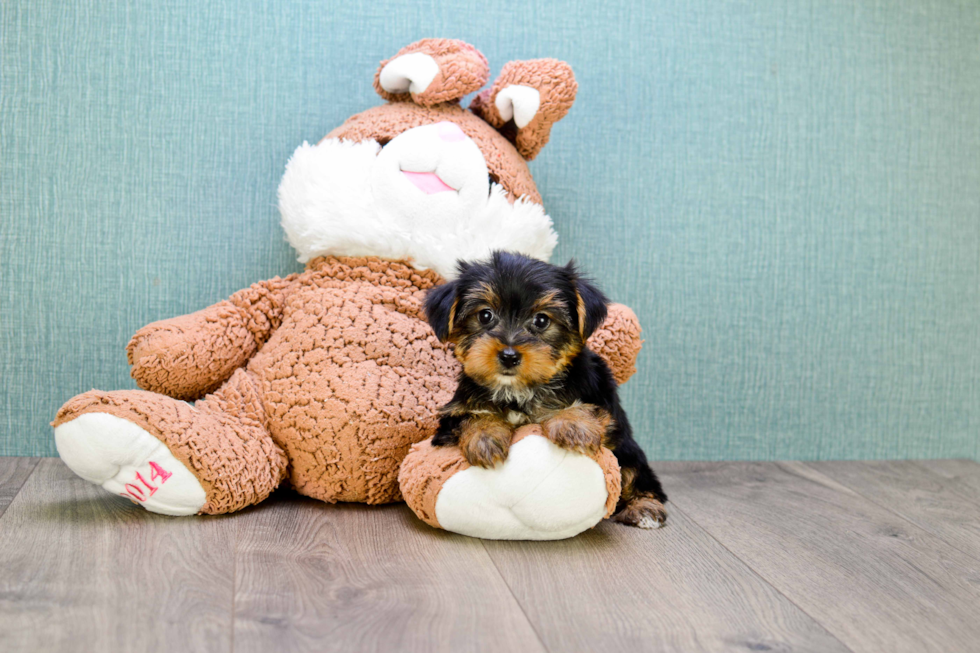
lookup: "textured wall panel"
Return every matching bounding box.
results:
[2,1,978,459]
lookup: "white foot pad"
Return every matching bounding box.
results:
[55,413,207,516]
[434,435,610,540]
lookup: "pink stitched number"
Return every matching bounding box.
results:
[124,483,146,501]
[120,463,171,503]
[149,461,172,483]
[134,472,158,496]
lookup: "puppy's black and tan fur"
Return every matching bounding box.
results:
[424,251,667,528]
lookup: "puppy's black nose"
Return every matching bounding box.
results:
[498,347,522,369]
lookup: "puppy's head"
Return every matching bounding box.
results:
[425,251,608,393]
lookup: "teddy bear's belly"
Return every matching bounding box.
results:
[246,281,458,504]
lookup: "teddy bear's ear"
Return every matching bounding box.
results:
[374,39,489,107]
[470,59,577,160]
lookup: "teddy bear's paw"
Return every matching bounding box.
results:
[55,413,206,516]
[431,432,613,540]
[612,494,667,530]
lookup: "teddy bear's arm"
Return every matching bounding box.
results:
[125,275,299,400]
[587,303,643,385]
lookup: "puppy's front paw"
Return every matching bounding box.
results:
[612,494,667,529]
[460,418,512,468]
[542,405,609,455]
[431,430,457,447]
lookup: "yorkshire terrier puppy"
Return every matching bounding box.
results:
[424,251,667,528]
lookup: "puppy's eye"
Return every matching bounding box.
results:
[532,313,551,330]
[478,309,495,325]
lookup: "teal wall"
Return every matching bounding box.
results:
[2,1,978,459]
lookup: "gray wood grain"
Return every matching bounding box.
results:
[0,457,38,519]
[0,459,235,653]
[481,507,849,653]
[8,458,980,652]
[809,460,980,562]
[660,461,980,653]
[233,493,545,653]
[916,459,980,498]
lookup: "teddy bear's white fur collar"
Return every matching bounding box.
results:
[278,138,558,280]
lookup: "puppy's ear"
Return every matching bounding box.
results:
[566,262,609,340]
[424,281,459,342]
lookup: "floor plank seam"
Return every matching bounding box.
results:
[479,540,551,653]
[665,499,857,653]
[804,461,980,566]
[0,457,41,522]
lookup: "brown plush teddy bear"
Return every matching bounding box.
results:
[52,39,642,525]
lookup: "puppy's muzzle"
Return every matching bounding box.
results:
[497,347,522,369]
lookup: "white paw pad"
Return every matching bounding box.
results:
[435,434,610,541]
[55,413,207,516]
[636,515,663,530]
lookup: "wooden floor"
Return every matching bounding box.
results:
[1,458,979,652]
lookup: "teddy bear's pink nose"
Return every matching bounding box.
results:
[436,121,466,143]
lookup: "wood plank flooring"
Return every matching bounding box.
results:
[233,497,544,653]
[1,457,978,652]
[659,461,980,653]
[0,457,37,518]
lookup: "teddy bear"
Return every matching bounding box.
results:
[52,39,643,531]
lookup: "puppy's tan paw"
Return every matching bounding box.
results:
[612,494,667,529]
[542,405,609,455]
[460,418,512,468]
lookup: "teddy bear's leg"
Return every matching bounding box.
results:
[53,369,288,515]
